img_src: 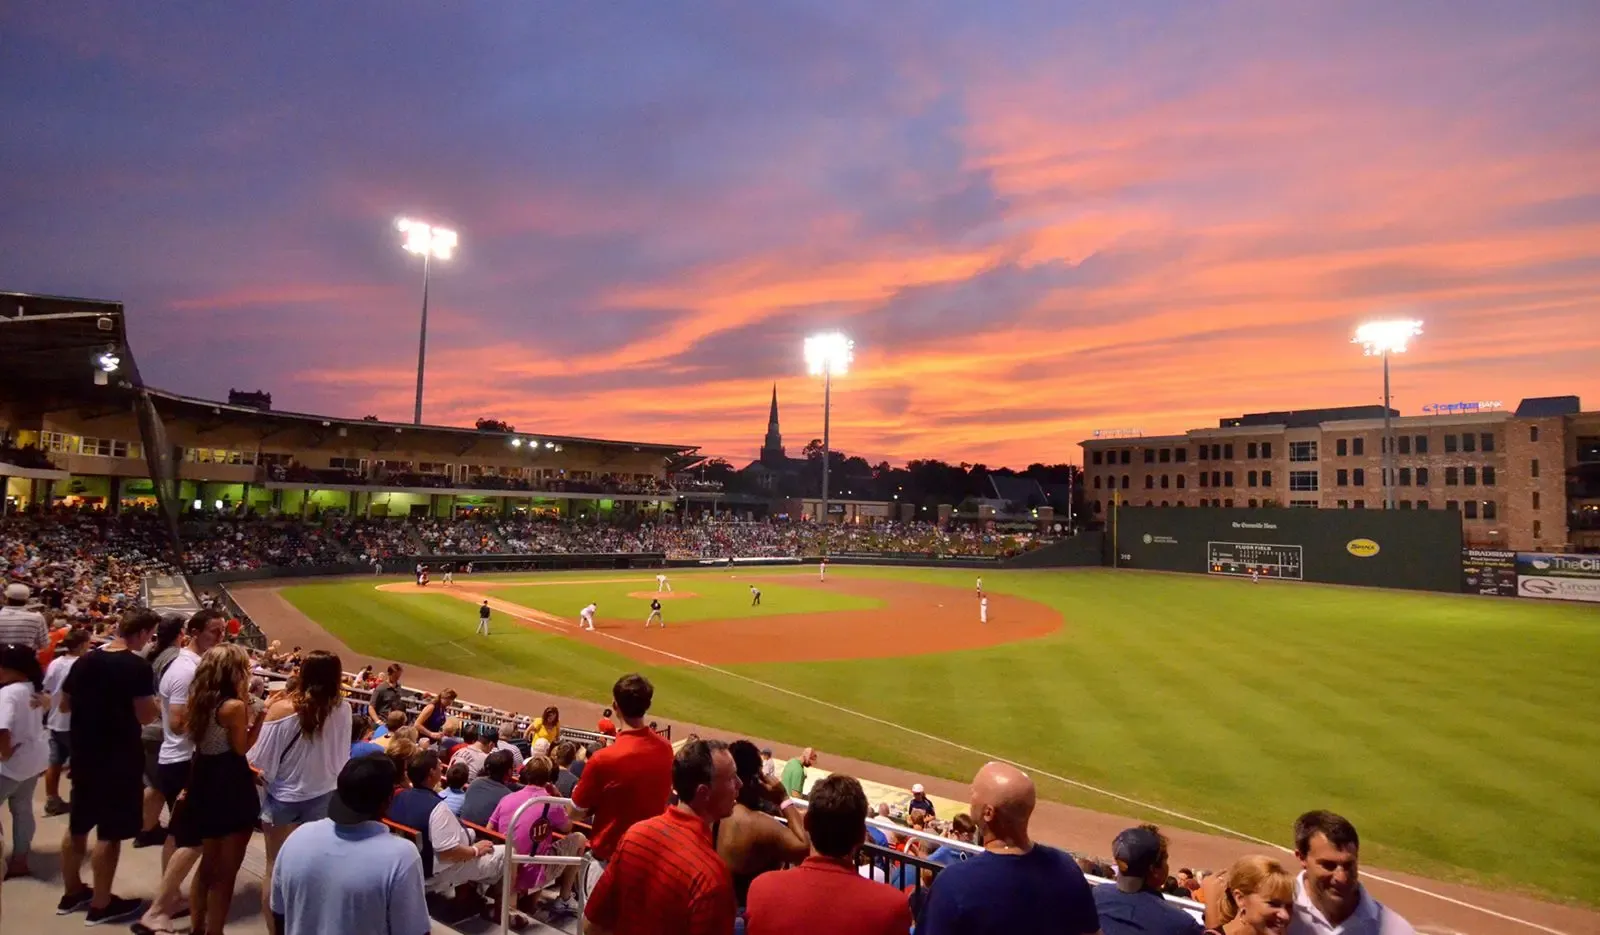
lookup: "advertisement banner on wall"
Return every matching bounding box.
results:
[1461,549,1517,597]
[1516,576,1600,603]
[1514,552,1600,603]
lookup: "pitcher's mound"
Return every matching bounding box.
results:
[627,591,699,600]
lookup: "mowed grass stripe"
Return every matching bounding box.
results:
[279,567,1600,904]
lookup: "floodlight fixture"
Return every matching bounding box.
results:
[1353,319,1423,356]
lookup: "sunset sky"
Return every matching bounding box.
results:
[3,3,1597,467]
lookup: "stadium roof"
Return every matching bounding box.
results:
[989,473,1046,506]
[1514,396,1581,418]
[1220,404,1397,428]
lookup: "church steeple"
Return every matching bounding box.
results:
[760,383,786,464]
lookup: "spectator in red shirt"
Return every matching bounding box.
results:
[584,738,739,935]
[571,673,672,862]
[597,707,617,736]
[746,773,914,935]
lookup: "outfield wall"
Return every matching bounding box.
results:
[1111,507,1462,592]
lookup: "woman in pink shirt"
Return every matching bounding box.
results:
[487,756,589,918]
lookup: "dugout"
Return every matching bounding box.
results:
[1109,506,1462,592]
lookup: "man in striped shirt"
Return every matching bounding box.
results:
[584,739,739,935]
[0,583,48,652]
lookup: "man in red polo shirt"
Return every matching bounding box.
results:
[571,673,673,862]
[584,738,739,935]
[745,773,913,935]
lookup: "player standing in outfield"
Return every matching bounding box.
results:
[415,562,429,587]
[1251,567,1260,583]
[749,585,762,606]
[442,562,454,585]
[645,598,664,628]
[976,575,983,595]
[655,572,672,592]
[477,600,491,635]
[979,594,989,624]
[579,602,598,631]
[819,556,828,582]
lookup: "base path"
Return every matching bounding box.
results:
[378,575,1060,666]
[233,579,1599,935]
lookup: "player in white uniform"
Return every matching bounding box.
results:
[1250,568,1260,583]
[819,557,827,582]
[415,562,428,587]
[656,573,672,592]
[979,595,989,624]
[579,602,597,631]
[975,576,983,595]
[750,585,762,606]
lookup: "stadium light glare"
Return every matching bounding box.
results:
[804,331,854,541]
[96,351,120,373]
[510,438,522,448]
[396,217,459,425]
[1352,318,1423,511]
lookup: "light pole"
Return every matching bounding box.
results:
[804,332,853,537]
[397,218,458,424]
[1353,319,1423,510]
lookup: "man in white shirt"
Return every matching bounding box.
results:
[41,629,91,816]
[0,583,48,651]
[1289,811,1415,935]
[579,602,597,631]
[656,573,672,592]
[400,750,505,892]
[0,643,51,879]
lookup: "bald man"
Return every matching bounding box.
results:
[920,762,1102,935]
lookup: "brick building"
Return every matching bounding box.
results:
[1079,398,1600,553]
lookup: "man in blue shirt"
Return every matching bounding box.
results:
[1093,825,1204,935]
[271,754,430,935]
[920,762,1102,935]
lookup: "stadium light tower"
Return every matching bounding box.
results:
[804,332,853,535]
[397,218,458,425]
[1353,319,1422,511]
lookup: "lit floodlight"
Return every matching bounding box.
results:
[544,441,555,449]
[96,351,121,373]
[396,218,458,260]
[1353,319,1423,356]
[510,438,522,448]
[804,332,854,377]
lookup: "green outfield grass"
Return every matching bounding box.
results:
[279,566,1600,905]
[492,575,881,623]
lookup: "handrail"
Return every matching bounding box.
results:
[498,794,590,935]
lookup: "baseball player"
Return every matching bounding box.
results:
[979,594,989,625]
[415,562,429,587]
[750,585,762,606]
[477,600,491,635]
[442,562,454,585]
[656,573,672,592]
[645,598,664,628]
[819,556,828,582]
[1250,567,1260,583]
[975,576,983,595]
[579,602,598,631]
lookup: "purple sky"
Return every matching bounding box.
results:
[3,2,1598,465]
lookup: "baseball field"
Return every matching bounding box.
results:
[277,565,1600,906]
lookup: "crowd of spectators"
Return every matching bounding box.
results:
[267,460,668,496]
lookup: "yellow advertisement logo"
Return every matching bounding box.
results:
[1346,538,1380,558]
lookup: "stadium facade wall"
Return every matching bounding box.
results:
[1110,507,1463,592]
[187,551,667,585]
[1003,532,1106,568]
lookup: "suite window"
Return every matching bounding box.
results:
[1175,448,1187,462]
[1224,443,1234,459]
[1144,449,1155,464]
[1092,451,1103,465]
[1463,466,1477,485]
[1159,448,1171,463]
[1336,438,1348,457]
[1248,470,1259,487]
[1289,470,1319,492]
[1212,444,1223,460]
[1445,435,1458,453]
[1262,470,1273,486]
[1414,435,1428,454]
[1289,441,1318,462]
[1462,433,1476,453]
[1199,445,1209,461]
[1120,450,1131,465]
[1483,500,1497,520]
[1261,442,1273,458]
[1336,468,1349,486]
[1398,436,1411,455]
[1248,442,1258,459]
[1480,433,1494,452]
[1399,467,1411,486]
[1483,466,1495,486]
[1351,438,1364,456]
[1445,467,1458,485]
[1145,475,1154,489]
[1352,468,1364,486]
[1224,471,1234,486]
[1416,467,1429,485]
[1530,426,1539,443]
[1464,500,1478,519]
[1161,475,1170,489]
[1177,476,1186,489]
[1211,471,1222,487]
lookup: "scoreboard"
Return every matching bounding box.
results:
[1206,541,1304,580]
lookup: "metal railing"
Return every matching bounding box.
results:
[498,795,593,934]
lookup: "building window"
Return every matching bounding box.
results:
[1225,498,1234,508]
[1353,500,1365,509]
[1161,501,1169,507]
[1463,466,1477,485]
[1198,445,1209,461]
[1212,444,1223,460]
[1481,432,1494,452]
[1352,438,1364,456]
[1261,442,1273,458]
[1415,434,1428,454]
[1092,451,1103,465]
[1483,466,1495,486]
[1224,443,1235,459]
[1401,436,1413,455]
[1289,441,1318,462]
[1247,470,1258,487]
[1445,435,1458,453]
[1446,499,1459,511]
[1336,499,1349,509]
[1249,498,1259,507]
[1380,435,1388,455]
[1417,500,1428,509]
[1159,448,1171,463]
[1462,433,1476,453]
[1224,471,1234,486]
[1352,468,1365,486]
[1530,426,1539,443]
[1399,467,1411,486]
[1144,449,1155,464]
[1177,475,1187,489]
[1093,476,1101,489]
[1121,475,1130,489]
[1160,475,1170,489]
[1120,450,1131,465]
[1262,470,1273,486]
[1145,475,1154,489]
[1289,470,1319,491]
[1532,458,1540,478]
[1399,500,1412,509]
[1483,500,1497,520]
[1175,448,1187,462]
[1464,500,1478,519]
[1445,467,1459,485]
[1336,438,1348,457]
[1533,491,1540,510]
[1290,500,1318,508]
[1247,442,1258,459]
[1416,467,1429,485]
[1336,468,1348,486]
[1094,500,1102,514]
[1534,519,1542,537]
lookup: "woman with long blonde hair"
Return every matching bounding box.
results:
[1206,855,1294,935]
[182,644,265,934]
[248,649,351,933]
